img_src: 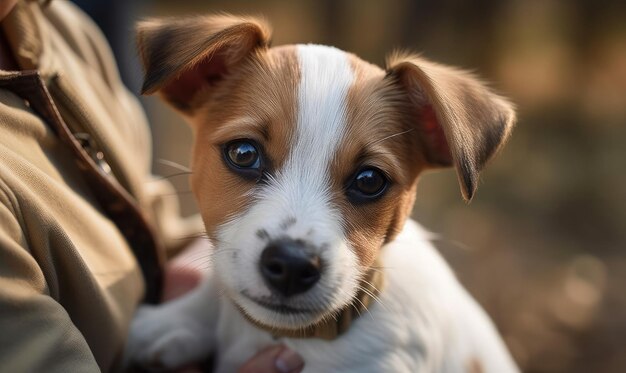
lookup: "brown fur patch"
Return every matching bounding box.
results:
[189,46,300,240]
[330,54,425,266]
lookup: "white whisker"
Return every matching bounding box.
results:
[370,128,414,146]
[157,158,192,173]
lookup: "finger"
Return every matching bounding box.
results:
[274,347,305,373]
[238,345,304,373]
[238,345,283,373]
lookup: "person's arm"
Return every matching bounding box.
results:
[0,192,100,372]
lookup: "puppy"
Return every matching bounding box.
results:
[125,14,519,373]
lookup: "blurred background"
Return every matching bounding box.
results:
[73,0,626,372]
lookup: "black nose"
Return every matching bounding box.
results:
[260,240,321,297]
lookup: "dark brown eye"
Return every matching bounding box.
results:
[355,169,385,195]
[225,140,260,169]
[347,168,388,203]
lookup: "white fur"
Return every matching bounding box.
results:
[126,221,518,372]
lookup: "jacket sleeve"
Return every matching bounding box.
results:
[0,193,100,372]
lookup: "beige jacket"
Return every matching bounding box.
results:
[0,1,200,371]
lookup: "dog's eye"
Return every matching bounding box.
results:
[347,168,388,203]
[354,169,386,195]
[226,141,259,168]
[223,140,263,178]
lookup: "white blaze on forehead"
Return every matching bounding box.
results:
[294,44,354,168]
[272,45,354,219]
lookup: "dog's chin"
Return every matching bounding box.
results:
[232,292,335,330]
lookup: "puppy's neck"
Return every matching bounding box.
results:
[240,263,385,340]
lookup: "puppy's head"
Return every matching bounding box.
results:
[138,15,515,330]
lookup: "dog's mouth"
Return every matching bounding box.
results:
[240,291,325,315]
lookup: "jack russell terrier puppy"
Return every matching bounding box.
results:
[125,14,519,373]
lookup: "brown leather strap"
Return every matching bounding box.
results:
[241,263,385,340]
[0,71,165,303]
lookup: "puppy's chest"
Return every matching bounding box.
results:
[212,300,421,373]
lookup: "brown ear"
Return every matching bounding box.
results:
[386,53,516,201]
[136,14,271,112]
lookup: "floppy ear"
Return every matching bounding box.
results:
[386,53,516,201]
[136,14,271,112]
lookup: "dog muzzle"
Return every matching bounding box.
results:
[240,263,384,340]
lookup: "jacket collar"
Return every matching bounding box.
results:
[1,1,55,77]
